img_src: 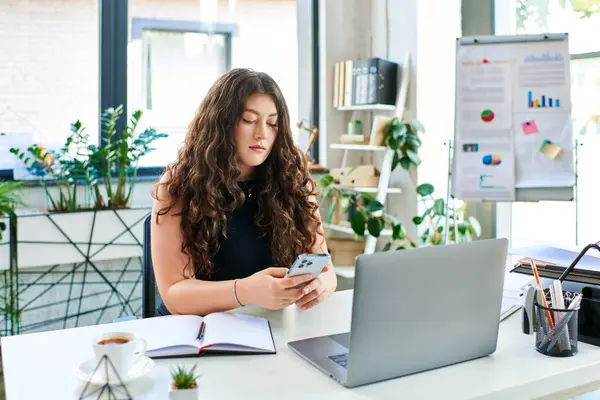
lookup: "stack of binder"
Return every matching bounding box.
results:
[333,57,398,108]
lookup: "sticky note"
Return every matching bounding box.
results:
[521,120,539,135]
[540,139,561,159]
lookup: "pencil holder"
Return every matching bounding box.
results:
[534,291,580,357]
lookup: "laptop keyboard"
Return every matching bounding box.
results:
[329,353,348,369]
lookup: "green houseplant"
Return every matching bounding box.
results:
[320,117,481,250]
[319,179,481,250]
[383,117,424,172]
[10,105,167,211]
[169,363,200,399]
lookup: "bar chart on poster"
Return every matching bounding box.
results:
[452,33,575,202]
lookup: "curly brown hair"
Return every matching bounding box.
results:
[153,68,321,279]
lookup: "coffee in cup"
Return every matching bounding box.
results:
[93,332,147,381]
[97,336,131,346]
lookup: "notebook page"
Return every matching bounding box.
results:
[202,313,274,352]
[139,314,203,352]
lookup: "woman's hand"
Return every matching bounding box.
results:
[295,265,337,310]
[236,267,314,310]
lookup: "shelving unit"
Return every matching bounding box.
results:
[335,104,396,112]
[329,184,402,194]
[323,223,393,237]
[330,144,387,151]
[325,52,411,259]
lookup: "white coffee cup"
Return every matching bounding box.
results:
[93,331,147,381]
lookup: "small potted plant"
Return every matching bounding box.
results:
[169,363,200,399]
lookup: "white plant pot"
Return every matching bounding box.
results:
[168,381,199,400]
[1,207,150,270]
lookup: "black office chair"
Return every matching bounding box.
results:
[142,214,163,318]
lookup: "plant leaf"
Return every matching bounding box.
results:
[468,216,482,237]
[367,217,384,237]
[382,242,392,251]
[392,123,407,139]
[365,200,384,213]
[412,216,423,225]
[392,151,401,171]
[399,156,412,171]
[350,210,366,236]
[388,135,401,150]
[396,245,406,251]
[319,175,334,188]
[416,183,434,196]
[359,192,375,202]
[457,222,467,235]
[392,223,405,240]
[405,149,421,166]
[433,198,445,215]
[411,119,425,133]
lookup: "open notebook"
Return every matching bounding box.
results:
[142,313,275,358]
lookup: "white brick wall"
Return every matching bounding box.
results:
[0,0,298,166]
[0,0,99,148]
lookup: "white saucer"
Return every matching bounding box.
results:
[75,356,154,385]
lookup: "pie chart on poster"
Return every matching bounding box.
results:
[482,154,501,166]
[481,109,495,123]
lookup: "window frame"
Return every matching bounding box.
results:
[0,0,320,181]
[130,17,237,175]
[494,0,600,244]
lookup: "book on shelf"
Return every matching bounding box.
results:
[333,57,398,108]
[138,313,275,358]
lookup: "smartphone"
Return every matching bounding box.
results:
[286,253,331,278]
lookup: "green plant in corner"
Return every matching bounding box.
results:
[319,178,481,250]
[170,363,199,390]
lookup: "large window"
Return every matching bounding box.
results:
[0,0,99,172]
[495,0,600,247]
[128,0,300,168]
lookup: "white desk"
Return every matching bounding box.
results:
[3,283,600,399]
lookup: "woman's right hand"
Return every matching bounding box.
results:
[236,267,314,310]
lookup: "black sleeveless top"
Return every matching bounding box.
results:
[156,180,272,316]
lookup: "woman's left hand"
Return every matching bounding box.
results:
[295,265,337,310]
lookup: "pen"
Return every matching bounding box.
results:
[553,280,569,351]
[529,258,555,329]
[196,321,206,341]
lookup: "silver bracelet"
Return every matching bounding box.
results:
[233,279,244,307]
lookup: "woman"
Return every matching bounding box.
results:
[151,68,337,316]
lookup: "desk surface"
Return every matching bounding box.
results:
[3,276,600,399]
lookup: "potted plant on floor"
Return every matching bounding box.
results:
[169,363,200,399]
[319,117,482,250]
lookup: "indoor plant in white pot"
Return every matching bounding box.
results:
[169,363,200,399]
[8,105,167,268]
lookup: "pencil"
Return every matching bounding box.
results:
[529,258,555,329]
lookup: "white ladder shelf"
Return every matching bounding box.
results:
[327,52,411,256]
